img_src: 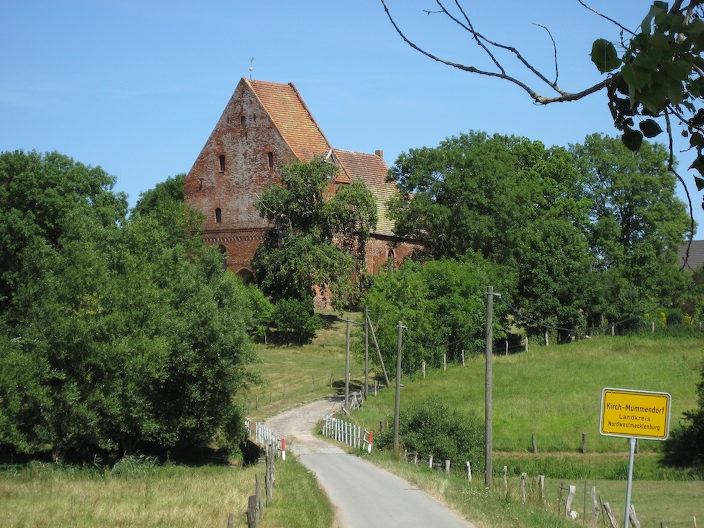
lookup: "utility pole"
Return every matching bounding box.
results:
[393,321,404,457]
[345,318,351,412]
[485,286,494,489]
[364,307,369,399]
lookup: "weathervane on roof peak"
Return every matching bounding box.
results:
[249,57,254,80]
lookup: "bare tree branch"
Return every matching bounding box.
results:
[533,23,559,86]
[379,0,620,104]
[577,1,637,37]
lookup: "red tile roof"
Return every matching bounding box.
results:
[246,79,350,180]
[332,149,397,236]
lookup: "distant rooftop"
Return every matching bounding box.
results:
[678,240,704,272]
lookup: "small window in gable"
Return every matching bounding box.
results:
[240,115,246,129]
[215,208,222,223]
[268,152,274,170]
[218,155,225,172]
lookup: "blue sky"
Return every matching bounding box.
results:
[2,1,701,234]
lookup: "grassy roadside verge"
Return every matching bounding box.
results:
[0,455,332,528]
[358,450,703,528]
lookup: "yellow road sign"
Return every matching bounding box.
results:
[599,388,671,441]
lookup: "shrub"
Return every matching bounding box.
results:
[376,398,484,470]
[272,298,321,344]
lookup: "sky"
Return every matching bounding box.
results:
[2,0,702,234]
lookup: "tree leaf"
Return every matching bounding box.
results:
[622,63,652,92]
[689,155,704,177]
[622,129,644,151]
[639,119,662,138]
[695,175,704,191]
[662,59,692,82]
[591,39,621,73]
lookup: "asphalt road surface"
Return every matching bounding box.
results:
[265,398,473,528]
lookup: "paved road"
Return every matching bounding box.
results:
[265,398,473,528]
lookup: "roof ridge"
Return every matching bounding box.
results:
[287,82,335,156]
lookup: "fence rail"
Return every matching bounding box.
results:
[321,413,373,453]
[244,417,286,459]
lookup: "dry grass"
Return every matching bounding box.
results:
[0,456,333,528]
[0,463,256,527]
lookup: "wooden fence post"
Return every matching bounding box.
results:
[443,353,447,371]
[428,455,433,469]
[247,495,259,528]
[589,486,599,528]
[629,505,641,528]
[466,461,472,482]
[531,433,537,454]
[265,444,274,507]
[462,349,465,366]
[502,466,508,495]
[445,460,451,474]
[565,484,576,518]
[582,432,587,454]
[256,474,264,519]
[603,502,618,528]
[227,513,234,528]
[537,475,544,502]
[422,360,426,378]
[521,473,527,504]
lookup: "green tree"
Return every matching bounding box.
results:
[253,157,377,340]
[664,359,704,469]
[571,134,691,324]
[375,398,484,469]
[387,131,588,265]
[0,150,128,315]
[364,254,512,375]
[132,173,185,215]
[0,151,256,459]
[515,218,595,341]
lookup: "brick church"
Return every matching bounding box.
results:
[184,78,416,281]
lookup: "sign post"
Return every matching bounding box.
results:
[599,388,671,528]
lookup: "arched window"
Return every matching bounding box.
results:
[215,208,222,223]
[218,245,227,271]
[387,248,396,269]
[240,115,246,129]
[268,151,274,169]
[219,155,225,172]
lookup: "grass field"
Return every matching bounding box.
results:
[0,456,332,528]
[354,334,703,453]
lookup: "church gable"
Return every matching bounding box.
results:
[185,77,418,276]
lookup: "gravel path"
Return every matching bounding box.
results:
[264,398,473,528]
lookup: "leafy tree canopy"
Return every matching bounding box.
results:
[253,157,377,340]
[0,151,257,459]
[363,253,513,374]
[387,131,589,265]
[0,150,128,314]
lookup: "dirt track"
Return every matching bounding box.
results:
[264,396,346,455]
